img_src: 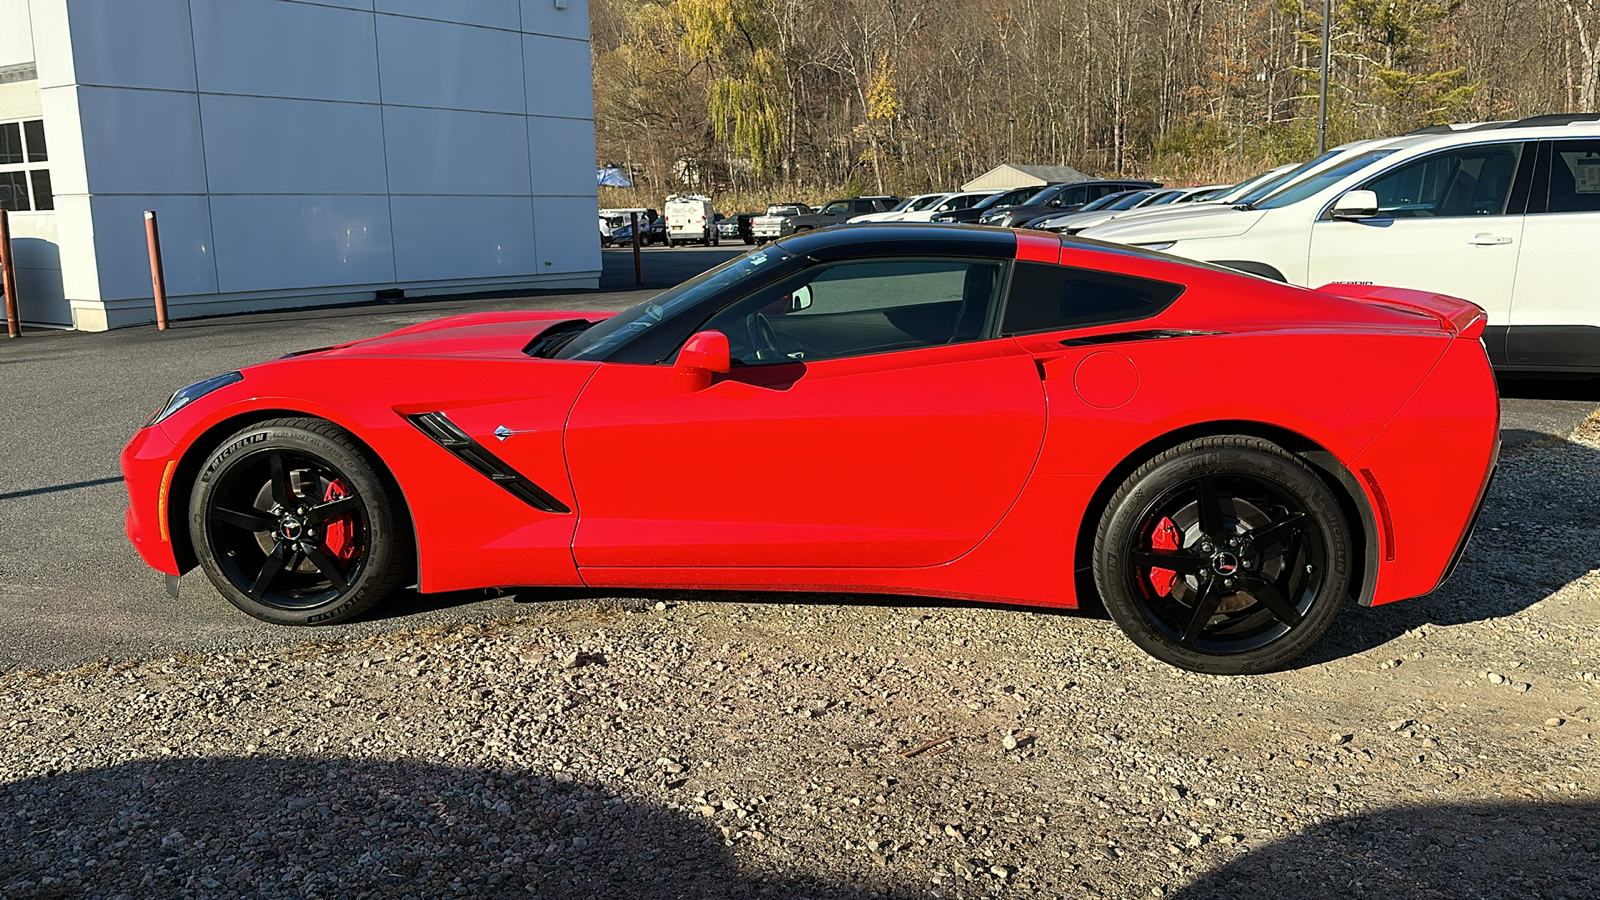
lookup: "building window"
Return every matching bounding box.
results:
[0,119,52,212]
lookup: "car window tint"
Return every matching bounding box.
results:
[1360,143,1525,218]
[1542,140,1600,213]
[1000,262,1184,335]
[701,258,1007,365]
[822,201,849,215]
[1049,186,1087,207]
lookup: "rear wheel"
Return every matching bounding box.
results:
[189,418,412,625]
[1093,436,1351,674]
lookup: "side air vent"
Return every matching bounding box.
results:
[405,412,572,514]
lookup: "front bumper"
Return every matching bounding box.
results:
[121,424,184,576]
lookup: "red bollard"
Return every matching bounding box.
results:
[631,211,643,286]
[1,208,20,338]
[144,210,169,331]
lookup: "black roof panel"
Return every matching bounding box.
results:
[774,223,1020,260]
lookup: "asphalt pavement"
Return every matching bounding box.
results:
[1,245,1595,671]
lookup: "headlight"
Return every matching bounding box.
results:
[1134,241,1176,251]
[145,372,243,427]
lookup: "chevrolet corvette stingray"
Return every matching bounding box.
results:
[122,225,1499,674]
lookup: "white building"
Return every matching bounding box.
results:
[0,0,599,331]
[961,164,1092,192]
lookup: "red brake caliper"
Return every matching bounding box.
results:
[322,480,359,563]
[1147,516,1181,597]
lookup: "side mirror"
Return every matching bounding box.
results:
[671,330,731,392]
[1331,189,1379,220]
[789,285,813,312]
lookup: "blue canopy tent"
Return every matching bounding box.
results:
[597,167,633,187]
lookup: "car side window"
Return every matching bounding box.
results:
[1359,144,1525,218]
[700,258,1007,365]
[1000,262,1184,335]
[1048,186,1084,208]
[1539,140,1600,214]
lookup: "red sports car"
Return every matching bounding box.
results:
[121,225,1499,674]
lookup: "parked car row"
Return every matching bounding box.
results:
[1067,114,1600,374]
[599,196,761,248]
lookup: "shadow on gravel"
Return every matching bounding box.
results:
[0,756,884,899]
[1171,800,1599,900]
[1300,426,1600,668]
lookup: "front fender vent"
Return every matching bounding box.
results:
[405,412,572,514]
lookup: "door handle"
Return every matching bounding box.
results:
[1466,234,1513,246]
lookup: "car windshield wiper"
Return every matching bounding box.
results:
[1231,202,1257,211]
[523,319,594,358]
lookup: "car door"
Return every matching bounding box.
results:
[1307,141,1531,355]
[564,256,1047,571]
[1505,138,1600,370]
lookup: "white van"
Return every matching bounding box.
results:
[664,195,718,247]
[1081,115,1600,373]
[598,207,651,246]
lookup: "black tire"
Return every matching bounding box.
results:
[188,418,413,626]
[665,235,675,248]
[743,235,755,246]
[1092,436,1352,675]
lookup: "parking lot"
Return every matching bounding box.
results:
[2,249,1599,897]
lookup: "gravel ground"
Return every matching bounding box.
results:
[2,418,1597,899]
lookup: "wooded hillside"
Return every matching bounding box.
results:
[590,0,1598,197]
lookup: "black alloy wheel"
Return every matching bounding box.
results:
[1093,436,1351,674]
[189,418,412,625]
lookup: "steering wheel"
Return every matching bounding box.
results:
[749,313,783,361]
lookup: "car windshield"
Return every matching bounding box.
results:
[822,201,850,215]
[1024,184,1070,205]
[1253,149,1401,209]
[1146,190,1184,206]
[971,187,1032,210]
[1231,150,1353,205]
[903,195,944,212]
[554,245,795,360]
[766,205,802,216]
[1107,190,1157,210]
[1213,170,1281,203]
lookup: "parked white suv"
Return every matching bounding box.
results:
[1081,115,1600,373]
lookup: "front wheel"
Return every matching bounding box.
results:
[1092,436,1352,675]
[188,418,413,625]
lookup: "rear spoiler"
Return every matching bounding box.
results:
[1314,283,1488,339]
